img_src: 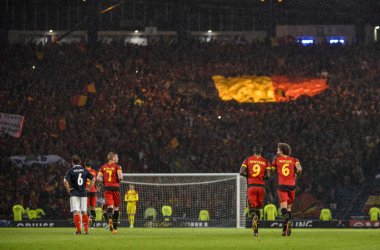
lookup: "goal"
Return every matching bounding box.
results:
[119,173,247,228]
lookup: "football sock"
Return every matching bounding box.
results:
[248,209,254,218]
[288,211,292,220]
[254,209,261,222]
[107,207,113,222]
[83,213,89,231]
[74,214,81,232]
[91,210,96,220]
[281,208,289,231]
[113,210,119,230]
[103,212,108,222]
[281,208,289,222]
[131,215,135,226]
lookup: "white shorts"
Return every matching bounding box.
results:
[70,196,88,212]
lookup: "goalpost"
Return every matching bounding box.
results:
[119,173,247,228]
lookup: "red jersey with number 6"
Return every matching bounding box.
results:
[99,162,122,188]
[241,156,271,185]
[272,155,299,187]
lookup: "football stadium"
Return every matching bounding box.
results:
[0,0,380,249]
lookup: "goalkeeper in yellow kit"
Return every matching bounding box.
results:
[125,184,139,228]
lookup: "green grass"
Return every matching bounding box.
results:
[0,228,379,250]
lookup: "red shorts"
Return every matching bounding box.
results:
[87,196,97,208]
[104,190,120,208]
[247,186,265,208]
[277,189,295,205]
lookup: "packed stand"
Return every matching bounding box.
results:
[0,40,379,220]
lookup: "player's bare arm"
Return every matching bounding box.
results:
[95,179,104,189]
[117,169,123,181]
[63,179,72,193]
[239,165,247,177]
[295,162,302,177]
[97,172,103,182]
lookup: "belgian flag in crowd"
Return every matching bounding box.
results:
[212,75,328,103]
[71,83,97,107]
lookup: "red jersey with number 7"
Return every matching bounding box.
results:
[241,156,271,185]
[272,155,299,187]
[99,162,122,188]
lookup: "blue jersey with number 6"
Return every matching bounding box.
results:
[64,165,94,197]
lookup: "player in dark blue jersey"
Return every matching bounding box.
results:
[64,155,95,235]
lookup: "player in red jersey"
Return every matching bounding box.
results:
[240,144,271,237]
[85,160,98,229]
[272,143,302,236]
[97,152,123,234]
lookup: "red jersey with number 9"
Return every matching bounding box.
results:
[272,155,299,187]
[99,162,122,188]
[241,156,271,185]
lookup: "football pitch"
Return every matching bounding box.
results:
[0,228,379,250]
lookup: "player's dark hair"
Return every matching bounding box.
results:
[278,143,291,155]
[253,144,263,155]
[71,154,81,165]
[84,159,92,167]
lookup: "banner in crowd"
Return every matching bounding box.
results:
[0,113,25,138]
[212,75,328,103]
[9,155,68,168]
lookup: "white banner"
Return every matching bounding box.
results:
[0,113,24,138]
[9,155,68,167]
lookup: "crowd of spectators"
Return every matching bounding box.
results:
[0,39,379,220]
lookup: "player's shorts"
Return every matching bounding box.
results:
[104,191,120,208]
[87,196,97,208]
[70,196,87,212]
[277,189,296,205]
[247,186,265,208]
[127,203,137,215]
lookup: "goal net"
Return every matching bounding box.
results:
[119,174,247,228]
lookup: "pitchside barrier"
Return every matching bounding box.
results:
[4,220,380,228]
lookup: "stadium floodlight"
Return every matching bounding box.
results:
[297,36,315,46]
[375,26,380,41]
[208,30,212,33]
[300,39,314,45]
[329,36,345,44]
[49,30,53,33]
[119,173,247,228]
[134,30,139,33]
[329,39,345,44]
